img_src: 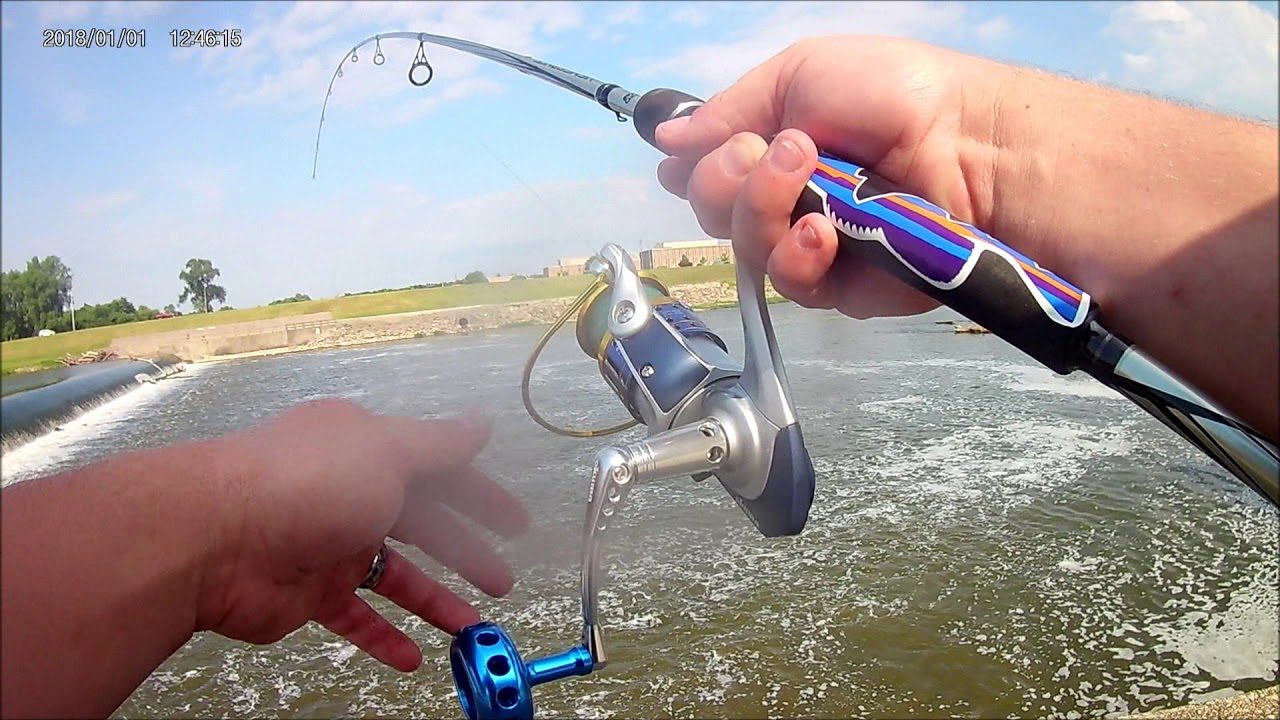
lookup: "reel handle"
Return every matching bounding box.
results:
[449,622,593,720]
[634,88,1099,375]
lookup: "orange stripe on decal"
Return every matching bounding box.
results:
[887,189,1084,304]
[817,160,1082,306]
[815,161,863,187]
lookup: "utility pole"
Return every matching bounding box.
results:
[69,285,76,332]
[203,284,208,313]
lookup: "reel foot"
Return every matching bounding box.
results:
[449,622,594,720]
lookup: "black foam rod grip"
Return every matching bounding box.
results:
[633,88,704,148]
[633,87,1099,374]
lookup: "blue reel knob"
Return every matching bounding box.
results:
[449,622,594,720]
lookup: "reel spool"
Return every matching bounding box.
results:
[574,273,738,431]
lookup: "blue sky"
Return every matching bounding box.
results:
[2,1,1277,310]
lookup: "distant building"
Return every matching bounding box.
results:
[539,240,734,278]
[543,252,642,278]
[639,240,734,270]
[488,274,515,283]
[543,256,592,278]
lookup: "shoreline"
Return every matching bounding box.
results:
[192,282,780,366]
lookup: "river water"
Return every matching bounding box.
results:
[2,304,1276,719]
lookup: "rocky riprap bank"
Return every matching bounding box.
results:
[290,281,781,354]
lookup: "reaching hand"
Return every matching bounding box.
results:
[197,398,530,672]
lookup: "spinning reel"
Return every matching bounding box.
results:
[447,244,817,719]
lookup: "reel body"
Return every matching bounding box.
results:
[448,245,816,720]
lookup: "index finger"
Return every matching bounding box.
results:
[654,43,799,158]
[381,411,493,475]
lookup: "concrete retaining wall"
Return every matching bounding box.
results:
[109,313,335,361]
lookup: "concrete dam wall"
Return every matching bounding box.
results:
[108,313,337,361]
[1,354,186,445]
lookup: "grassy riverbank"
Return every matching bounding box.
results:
[0,265,738,374]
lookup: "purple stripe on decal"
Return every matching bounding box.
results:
[829,195,966,285]
[873,196,1080,311]
[872,197,977,252]
[1029,273,1081,309]
[813,167,859,193]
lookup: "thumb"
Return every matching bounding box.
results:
[654,44,799,158]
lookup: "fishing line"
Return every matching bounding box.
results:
[317,33,625,432]
[465,130,596,251]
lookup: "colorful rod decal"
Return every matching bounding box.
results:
[810,155,1092,328]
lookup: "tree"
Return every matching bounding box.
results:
[1,269,24,340]
[462,270,487,284]
[178,258,227,313]
[0,255,73,340]
[678,254,693,267]
[74,297,138,329]
[269,293,312,305]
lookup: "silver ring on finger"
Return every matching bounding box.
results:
[359,543,389,590]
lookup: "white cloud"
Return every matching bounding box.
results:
[43,85,91,125]
[1102,0,1279,122]
[605,1,643,26]
[34,0,168,25]
[670,6,710,28]
[34,1,93,25]
[175,167,234,214]
[975,16,1012,41]
[631,1,971,92]
[589,0,644,41]
[70,189,139,218]
[372,77,506,127]
[99,0,168,22]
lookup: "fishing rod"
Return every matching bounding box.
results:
[316,31,1279,720]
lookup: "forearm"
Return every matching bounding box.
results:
[965,62,1279,439]
[1,440,232,719]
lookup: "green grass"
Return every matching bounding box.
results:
[0,264,739,374]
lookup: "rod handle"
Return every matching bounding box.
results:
[632,88,1099,374]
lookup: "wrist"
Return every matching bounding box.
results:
[182,435,252,634]
[955,59,1075,275]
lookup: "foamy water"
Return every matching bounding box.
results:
[1,363,207,486]
[6,306,1273,720]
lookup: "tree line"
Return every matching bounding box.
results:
[2,258,510,341]
[1,256,231,341]
[340,270,496,297]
